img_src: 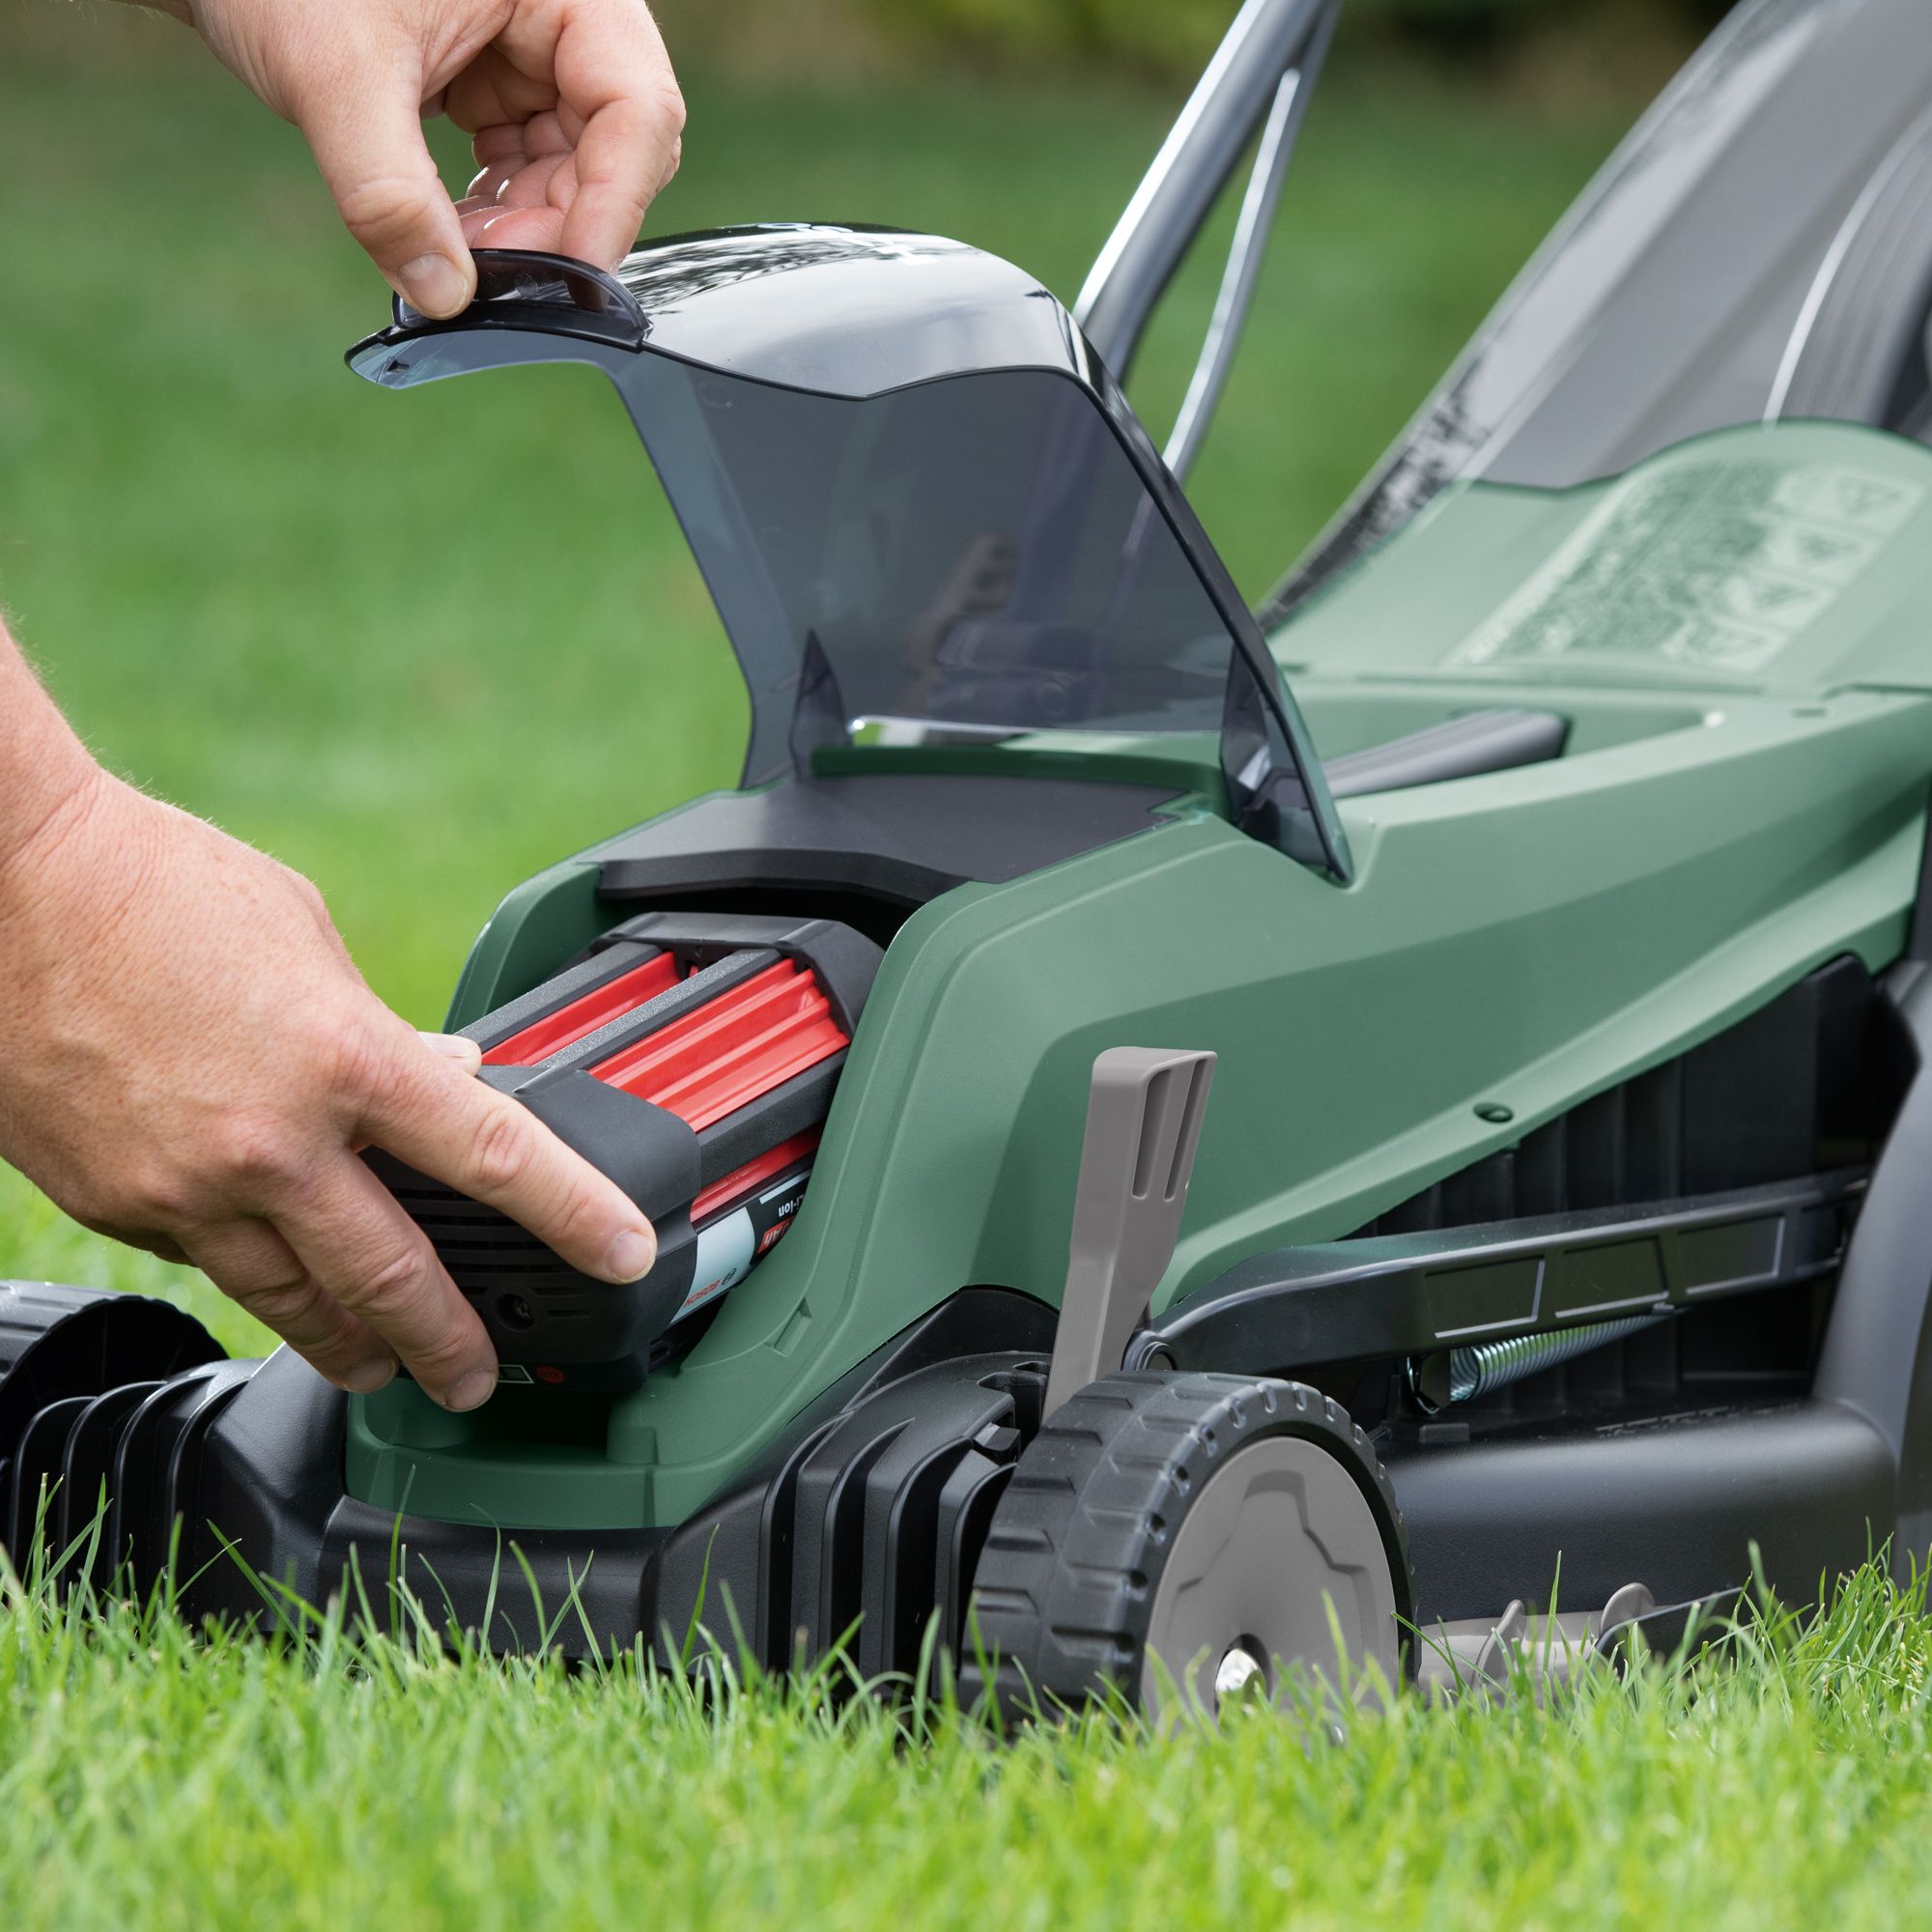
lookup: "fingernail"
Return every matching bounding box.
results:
[400,252,469,319]
[418,1030,482,1072]
[343,1356,398,1394]
[605,1225,657,1282]
[443,1369,497,1413]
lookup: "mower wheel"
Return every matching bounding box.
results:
[964,1371,1412,1719]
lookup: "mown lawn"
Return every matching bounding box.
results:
[9,1552,1932,1930]
[8,9,1923,1928]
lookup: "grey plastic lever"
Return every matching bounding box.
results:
[1043,1047,1216,1415]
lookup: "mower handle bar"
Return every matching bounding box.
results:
[1075,0,1338,474]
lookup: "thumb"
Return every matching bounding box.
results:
[417,1031,483,1073]
[298,76,475,318]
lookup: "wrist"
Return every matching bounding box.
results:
[0,645,112,918]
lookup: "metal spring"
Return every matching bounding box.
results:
[1412,1311,1671,1409]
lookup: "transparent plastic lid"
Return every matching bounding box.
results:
[348,232,1350,879]
[619,357,1236,738]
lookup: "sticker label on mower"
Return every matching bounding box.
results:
[673,1166,811,1324]
[1445,459,1926,678]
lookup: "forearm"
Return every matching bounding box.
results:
[0,616,657,1406]
[0,626,105,896]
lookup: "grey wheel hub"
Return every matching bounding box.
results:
[1142,1435,1400,1715]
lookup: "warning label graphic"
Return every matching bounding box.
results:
[1445,460,1923,677]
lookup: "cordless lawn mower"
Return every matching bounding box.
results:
[8,0,1932,1714]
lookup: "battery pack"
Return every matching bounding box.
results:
[367,913,882,1390]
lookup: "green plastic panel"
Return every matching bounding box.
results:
[351,420,1932,1531]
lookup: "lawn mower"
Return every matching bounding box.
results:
[7,0,1932,1714]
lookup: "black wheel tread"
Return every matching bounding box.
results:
[963,1371,1414,1712]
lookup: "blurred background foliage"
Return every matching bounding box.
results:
[657,0,1722,87]
[0,0,1733,1305]
[0,0,1722,1033]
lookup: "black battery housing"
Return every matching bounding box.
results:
[365,913,881,1391]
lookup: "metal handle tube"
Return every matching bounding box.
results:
[1074,0,1334,382]
[1163,1,1339,480]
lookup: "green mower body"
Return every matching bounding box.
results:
[9,0,1932,1713]
[351,417,1932,1538]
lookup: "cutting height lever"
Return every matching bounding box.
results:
[1043,1046,1216,1414]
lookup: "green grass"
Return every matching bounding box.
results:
[13,11,1918,1928]
[7,1552,1932,1930]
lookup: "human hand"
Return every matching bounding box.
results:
[147,0,684,317]
[0,756,658,1412]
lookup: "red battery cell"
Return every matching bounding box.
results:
[367,913,881,1390]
